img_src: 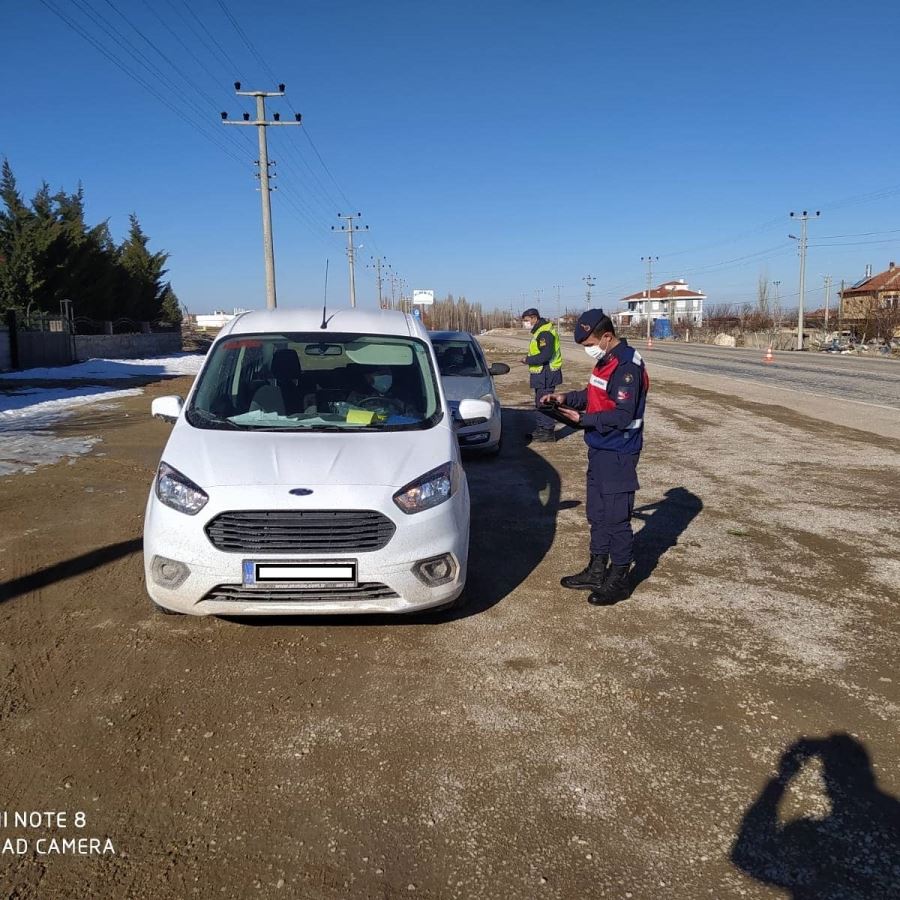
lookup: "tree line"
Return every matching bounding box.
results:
[381,293,528,331]
[0,159,181,327]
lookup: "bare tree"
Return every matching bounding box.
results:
[757,274,769,316]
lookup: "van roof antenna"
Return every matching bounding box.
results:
[321,259,329,329]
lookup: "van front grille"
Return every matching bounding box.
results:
[204,509,396,553]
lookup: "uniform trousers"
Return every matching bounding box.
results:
[586,448,639,565]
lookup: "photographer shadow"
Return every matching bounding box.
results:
[630,486,703,588]
[731,733,900,899]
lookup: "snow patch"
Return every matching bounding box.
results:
[0,353,204,381]
[0,386,142,476]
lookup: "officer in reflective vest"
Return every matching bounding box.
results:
[520,308,563,442]
[541,310,649,605]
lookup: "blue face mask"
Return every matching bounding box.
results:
[372,375,392,393]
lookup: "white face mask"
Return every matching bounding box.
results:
[584,344,605,360]
[372,375,392,393]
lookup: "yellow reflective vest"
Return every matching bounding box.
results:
[528,321,563,374]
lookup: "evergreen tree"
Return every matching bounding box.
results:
[159,281,183,326]
[0,160,181,324]
[0,159,40,314]
[118,213,169,322]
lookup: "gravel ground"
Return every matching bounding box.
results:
[0,346,898,899]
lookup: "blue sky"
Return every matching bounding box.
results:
[3,0,900,315]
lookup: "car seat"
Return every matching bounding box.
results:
[250,348,310,415]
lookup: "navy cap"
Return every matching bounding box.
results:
[521,307,540,319]
[574,308,607,343]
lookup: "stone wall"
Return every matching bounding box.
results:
[74,332,181,361]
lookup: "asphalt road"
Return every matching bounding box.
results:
[554,335,900,410]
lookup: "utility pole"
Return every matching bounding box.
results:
[641,255,658,342]
[222,82,301,310]
[582,275,596,307]
[789,210,820,350]
[839,279,845,335]
[387,271,399,309]
[332,213,369,308]
[553,283,563,331]
[369,256,387,308]
[823,274,832,336]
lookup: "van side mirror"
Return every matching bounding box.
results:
[488,362,510,376]
[151,395,184,423]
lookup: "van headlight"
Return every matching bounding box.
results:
[155,462,209,515]
[393,462,459,514]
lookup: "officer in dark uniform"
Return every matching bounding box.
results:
[542,310,649,605]
[520,308,563,442]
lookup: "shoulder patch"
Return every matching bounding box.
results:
[623,373,634,384]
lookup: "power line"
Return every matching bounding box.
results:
[37,0,247,167]
[215,0,278,85]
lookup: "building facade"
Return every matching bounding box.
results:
[614,279,706,327]
[839,262,900,319]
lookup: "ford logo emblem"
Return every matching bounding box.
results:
[289,488,314,496]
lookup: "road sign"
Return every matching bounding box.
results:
[412,307,421,319]
[413,290,434,305]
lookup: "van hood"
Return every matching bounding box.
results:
[160,423,449,488]
[440,375,493,402]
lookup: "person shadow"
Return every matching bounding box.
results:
[731,734,900,899]
[630,486,703,588]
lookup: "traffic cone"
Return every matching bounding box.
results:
[647,336,654,349]
[763,346,774,363]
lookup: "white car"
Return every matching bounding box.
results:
[143,308,491,617]
[429,331,509,455]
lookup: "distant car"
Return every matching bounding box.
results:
[430,331,509,455]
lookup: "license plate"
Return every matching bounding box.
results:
[242,560,357,588]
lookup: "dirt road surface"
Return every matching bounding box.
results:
[1,344,898,899]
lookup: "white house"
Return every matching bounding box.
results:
[614,280,706,327]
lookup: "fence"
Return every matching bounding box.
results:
[2,311,182,371]
[0,326,11,371]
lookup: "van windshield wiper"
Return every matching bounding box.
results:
[188,408,244,430]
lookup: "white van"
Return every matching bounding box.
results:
[143,308,490,616]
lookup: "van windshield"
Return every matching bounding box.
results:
[187,332,442,431]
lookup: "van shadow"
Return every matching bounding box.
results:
[731,733,900,898]
[630,486,703,588]
[230,407,561,628]
[0,538,143,604]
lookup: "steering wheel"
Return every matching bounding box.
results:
[357,396,397,412]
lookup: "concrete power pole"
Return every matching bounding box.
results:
[222,83,301,310]
[823,274,832,336]
[641,255,658,342]
[553,283,563,331]
[789,210,820,350]
[582,275,596,307]
[369,256,387,308]
[332,213,368,308]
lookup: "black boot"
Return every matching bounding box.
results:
[588,563,631,605]
[560,553,608,590]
